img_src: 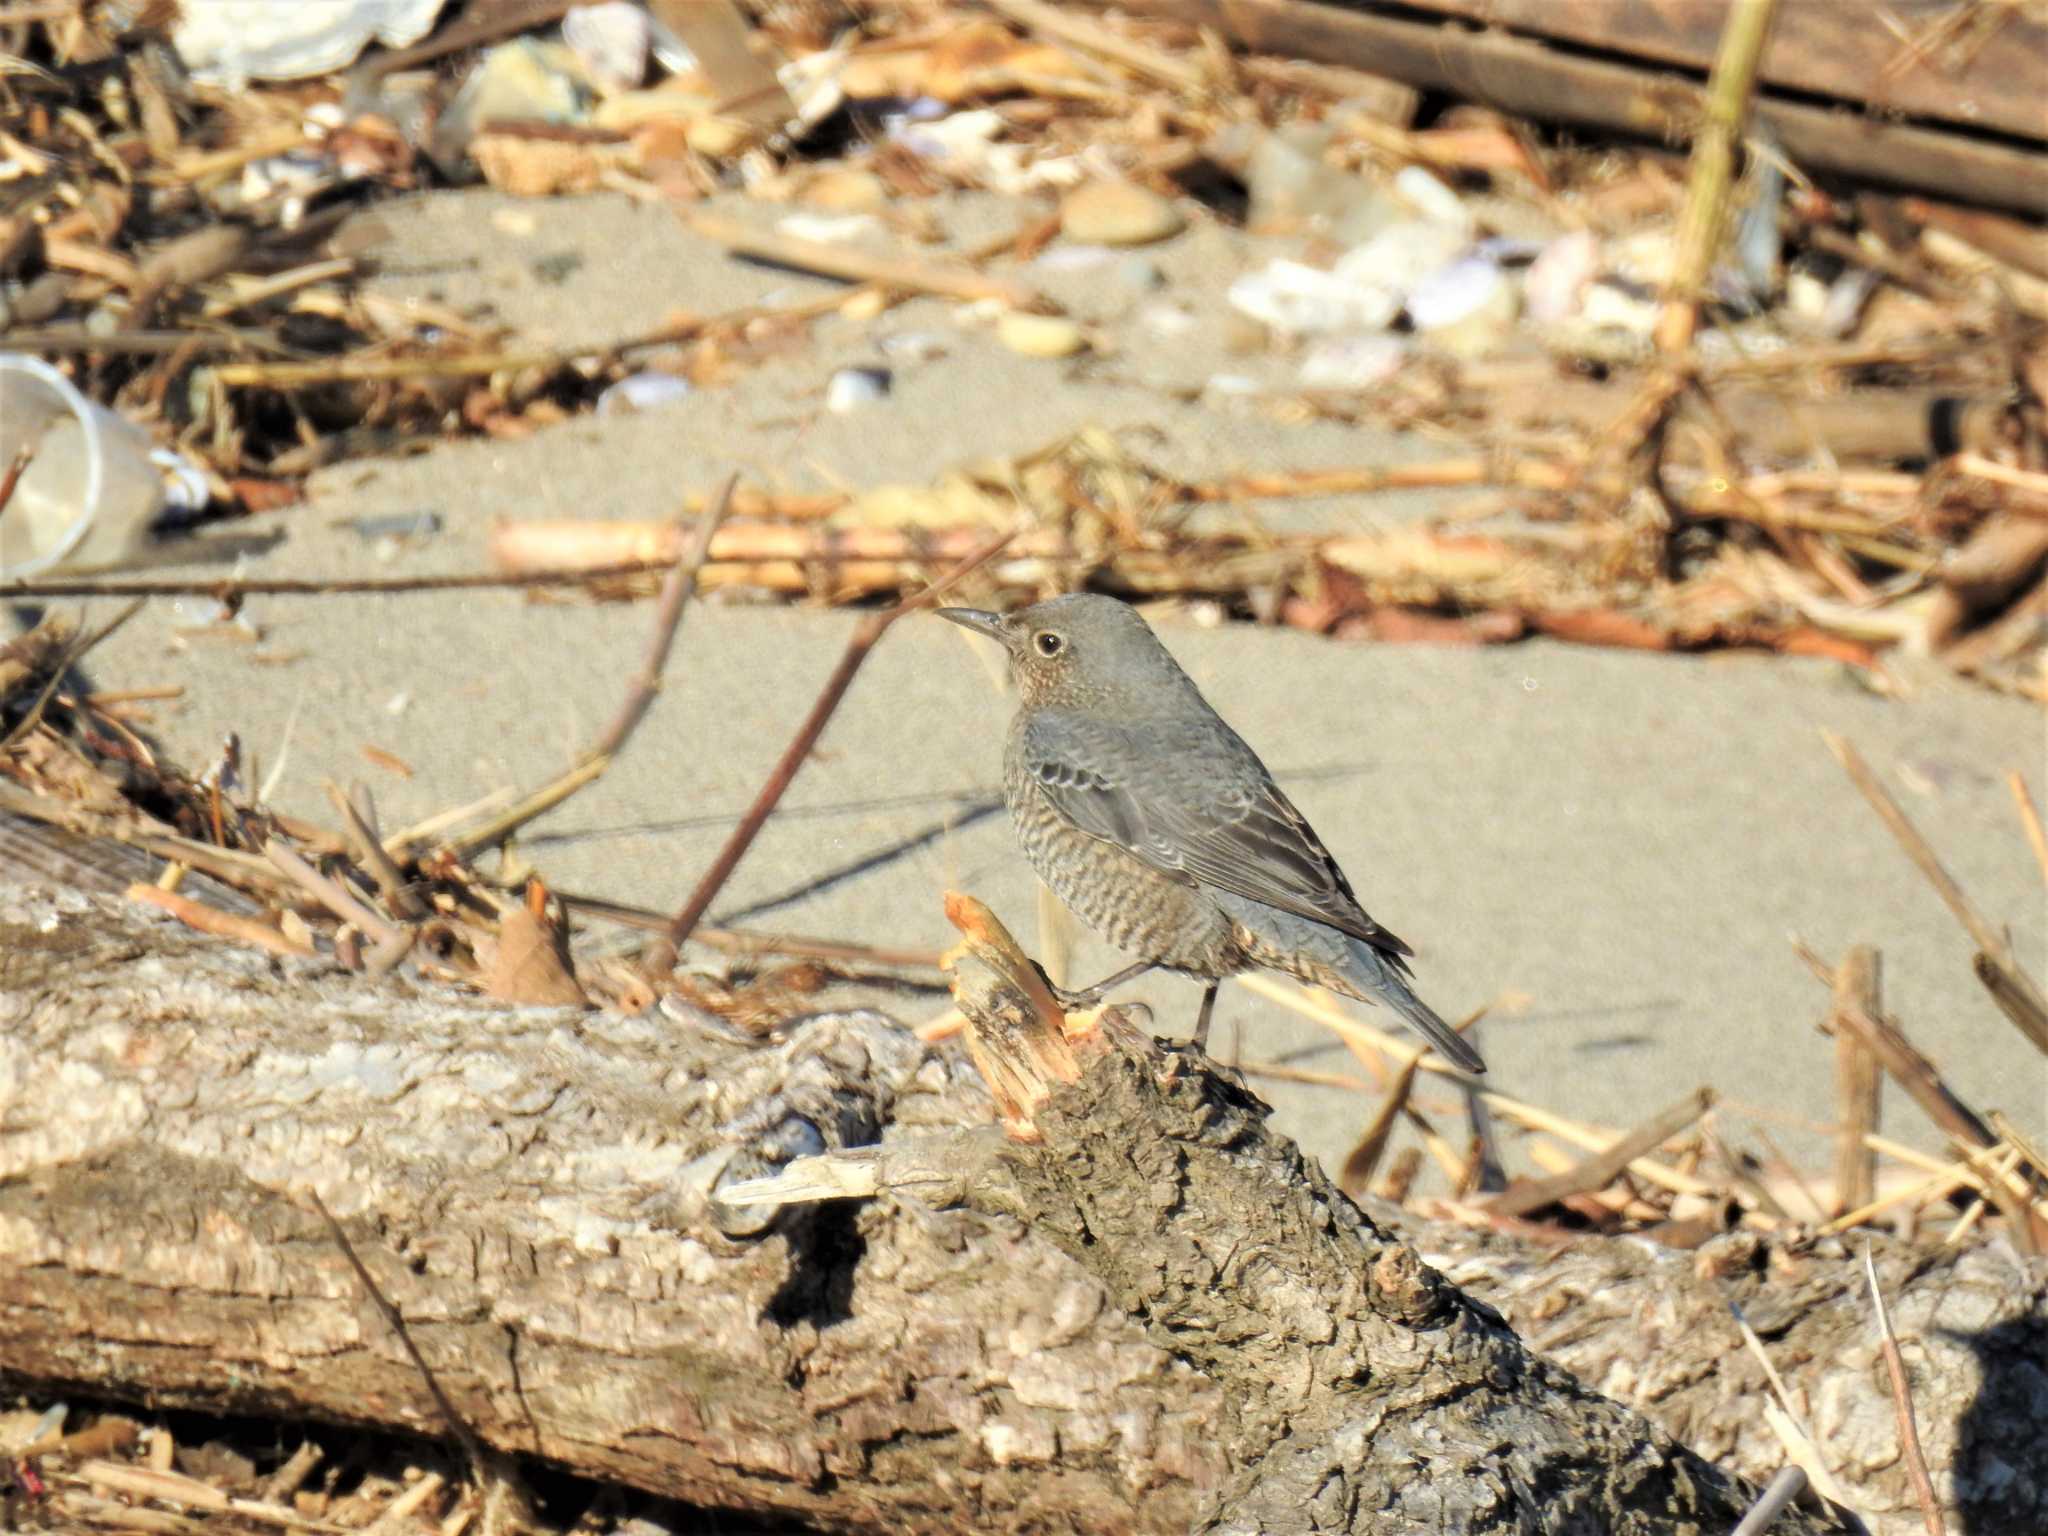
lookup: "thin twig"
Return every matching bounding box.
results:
[1,562,689,600]
[559,892,946,970]
[679,209,1048,311]
[1655,0,1782,353]
[0,600,145,750]
[209,350,566,389]
[1819,1161,1973,1237]
[1727,1298,1855,1507]
[1824,730,2048,1055]
[1232,1060,1379,1093]
[0,444,32,523]
[447,478,735,860]
[1864,1242,1948,1536]
[323,781,424,920]
[308,1190,527,1523]
[357,0,573,78]
[594,475,735,759]
[1489,1089,1714,1219]
[2009,769,2048,886]
[645,524,1019,974]
[1822,975,2046,1246]
[264,839,408,953]
[1830,945,1883,1217]
[125,882,312,960]
[1338,1051,1421,1199]
[985,0,1211,94]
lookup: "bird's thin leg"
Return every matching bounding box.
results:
[1047,958,1157,1010]
[1190,981,1220,1052]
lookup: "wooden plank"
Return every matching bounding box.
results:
[1399,0,2048,144]
[1105,0,2047,213]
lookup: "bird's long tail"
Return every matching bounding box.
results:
[1346,938,1487,1075]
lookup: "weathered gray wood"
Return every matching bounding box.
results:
[1,886,2041,1533]
[1400,0,2048,144]
[944,937,1852,1534]
[1099,0,2048,213]
[0,884,1225,1532]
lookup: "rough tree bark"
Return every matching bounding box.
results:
[928,907,1851,1534]
[2,885,2042,1533]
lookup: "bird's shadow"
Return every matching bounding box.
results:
[715,798,1004,926]
[1951,1310,2048,1531]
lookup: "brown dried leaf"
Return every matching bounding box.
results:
[482,905,587,1008]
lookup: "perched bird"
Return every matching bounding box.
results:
[940,594,1485,1075]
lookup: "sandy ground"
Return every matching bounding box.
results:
[46,188,2048,1184]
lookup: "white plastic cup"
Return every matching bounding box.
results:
[0,353,168,578]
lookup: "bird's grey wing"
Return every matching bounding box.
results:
[1020,715,1412,958]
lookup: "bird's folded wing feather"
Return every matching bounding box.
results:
[1021,715,1412,957]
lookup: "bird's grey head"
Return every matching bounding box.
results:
[938,594,1203,713]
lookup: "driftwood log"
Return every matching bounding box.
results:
[1101,0,2048,214]
[3,884,2043,1533]
[1397,0,2048,145]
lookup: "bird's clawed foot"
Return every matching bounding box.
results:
[1189,980,1219,1054]
[1037,958,1159,1015]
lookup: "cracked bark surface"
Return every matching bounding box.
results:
[946,946,1846,1535]
[2,885,2042,1533]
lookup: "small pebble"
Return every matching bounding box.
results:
[1115,255,1164,291]
[998,312,1087,358]
[684,117,746,157]
[777,212,879,244]
[1298,334,1406,389]
[1202,373,1264,398]
[1821,267,1881,338]
[1580,280,1659,336]
[562,0,650,92]
[804,167,887,214]
[1411,261,1518,359]
[348,510,444,541]
[839,287,886,320]
[1228,258,1399,336]
[596,371,692,416]
[1523,230,1600,325]
[1393,165,1471,230]
[1059,180,1185,247]
[1406,256,1507,330]
[151,447,213,511]
[1138,302,1196,338]
[825,366,891,413]
[879,330,950,363]
[1032,245,1118,273]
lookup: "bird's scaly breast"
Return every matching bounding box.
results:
[1003,742,1240,975]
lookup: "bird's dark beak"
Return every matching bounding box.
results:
[937,607,1010,645]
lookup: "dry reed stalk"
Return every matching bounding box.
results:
[1830,946,1883,1216]
[987,0,1211,93]
[1234,973,1722,1202]
[447,478,736,860]
[679,209,1047,310]
[1655,0,1783,353]
[123,882,312,960]
[1824,731,2048,1055]
[2009,769,2048,884]
[1730,1467,1808,1536]
[645,525,1019,972]
[1863,1243,1947,1536]
[1489,1089,1714,1220]
[1337,1051,1422,1198]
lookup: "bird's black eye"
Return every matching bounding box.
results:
[1033,630,1064,657]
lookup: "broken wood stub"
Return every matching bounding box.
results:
[942,897,1858,1533]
